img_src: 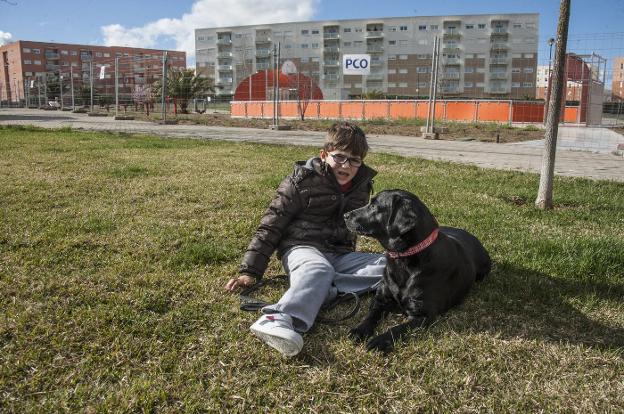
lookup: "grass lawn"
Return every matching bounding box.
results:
[0,125,623,412]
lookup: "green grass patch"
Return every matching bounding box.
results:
[0,126,622,412]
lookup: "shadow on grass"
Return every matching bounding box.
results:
[298,261,624,364]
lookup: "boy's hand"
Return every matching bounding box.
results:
[225,275,255,293]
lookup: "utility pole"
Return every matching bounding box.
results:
[535,0,571,210]
[59,72,63,110]
[70,66,75,109]
[90,54,94,112]
[115,56,119,117]
[161,51,168,122]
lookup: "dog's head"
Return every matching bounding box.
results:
[344,189,436,253]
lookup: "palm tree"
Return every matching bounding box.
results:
[153,69,214,114]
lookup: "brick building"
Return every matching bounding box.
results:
[1,40,186,105]
[195,13,539,100]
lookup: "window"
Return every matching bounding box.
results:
[301,57,309,63]
[23,59,32,64]
[301,30,309,35]
[311,57,320,62]
[284,31,293,37]
[523,82,533,87]
[274,31,282,36]
[32,48,40,54]
[399,54,408,60]
[23,48,31,53]
[512,68,521,73]
[355,28,363,32]
[512,82,521,88]
[465,24,474,29]
[400,26,408,31]
[513,23,522,28]
[419,25,427,31]
[388,55,397,60]
[524,53,534,59]
[71,51,77,56]
[399,40,409,46]
[523,68,534,73]
[312,30,319,35]
[399,68,408,74]
[343,28,351,33]
[418,39,428,45]
[197,36,205,41]
[430,25,438,30]
[417,67,428,73]
[418,82,428,87]
[61,50,68,55]
[353,41,363,46]
[285,44,292,49]
[388,69,396,74]
[34,60,41,65]
[103,53,110,58]
[343,41,352,47]
[389,26,397,32]
[399,82,408,87]
[387,82,396,87]
[465,82,474,87]
[478,23,486,29]
[464,67,474,73]
[525,23,536,29]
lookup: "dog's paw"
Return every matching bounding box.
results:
[366,333,395,353]
[348,325,374,343]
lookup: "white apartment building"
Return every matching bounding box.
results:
[195,13,539,100]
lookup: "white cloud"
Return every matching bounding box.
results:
[101,0,318,64]
[0,30,12,46]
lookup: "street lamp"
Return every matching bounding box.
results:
[544,37,556,123]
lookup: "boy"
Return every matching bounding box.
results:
[225,122,385,357]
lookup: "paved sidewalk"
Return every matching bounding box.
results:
[1,108,622,182]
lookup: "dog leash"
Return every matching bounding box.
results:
[239,274,371,325]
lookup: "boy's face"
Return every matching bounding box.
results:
[320,148,363,185]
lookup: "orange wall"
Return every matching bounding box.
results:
[231,100,582,124]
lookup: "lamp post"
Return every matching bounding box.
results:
[544,37,556,123]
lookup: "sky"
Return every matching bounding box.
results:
[1,0,624,69]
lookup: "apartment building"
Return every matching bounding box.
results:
[536,64,583,101]
[612,57,624,101]
[1,40,186,104]
[195,13,538,100]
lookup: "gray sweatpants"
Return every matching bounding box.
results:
[262,245,386,332]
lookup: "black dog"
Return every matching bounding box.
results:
[344,189,491,352]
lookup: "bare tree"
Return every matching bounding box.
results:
[535,0,571,210]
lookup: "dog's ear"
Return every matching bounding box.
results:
[386,194,419,252]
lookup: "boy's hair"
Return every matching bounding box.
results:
[324,122,369,159]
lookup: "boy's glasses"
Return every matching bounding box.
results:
[329,153,363,167]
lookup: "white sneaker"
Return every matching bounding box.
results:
[250,313,303,357]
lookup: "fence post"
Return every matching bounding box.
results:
[474,100,479,122]
[508,100,513,125]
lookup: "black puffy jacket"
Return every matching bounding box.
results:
[239,157,376,280]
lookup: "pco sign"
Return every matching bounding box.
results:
[343,54,371,75]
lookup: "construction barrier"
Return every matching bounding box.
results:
[231,100,583,124]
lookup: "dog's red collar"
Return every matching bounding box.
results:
[387,228,439,259]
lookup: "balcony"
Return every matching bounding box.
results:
[490,58,508,65]
[490,43,508,51]
[45,63,60,71]
[323,60,339,66]
[366,73,384,80]
[255,49,271,58]
[322,74,340,81]
[366,46,384,54]
[323,32,340,39]
[217,65,233,71]
[443,31,461,39]
[443,47,460,54]
[217,38,232,45]
[442,72,461,80]
[365,31,384,38]
[490,72,507,79]
[490,30,509,39]
[216,78,233,86]
[370,59,383,67]
[441,87,461,94]
[444,58,461,65]
[256,63,271,70]
[44,52,60,60]
[323,46,340,53]
[217,52,232,58]
[255,35,271,44]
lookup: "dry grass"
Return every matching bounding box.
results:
[0,125,622,412]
